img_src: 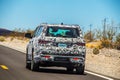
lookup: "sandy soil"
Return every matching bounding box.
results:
[0,36,120,79]
[86,48,120,79]
[0,37,28,53]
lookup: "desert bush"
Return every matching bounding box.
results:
[9,28,34,38]
[96,45,103,49]
[101,39,112,48]
[0,36,5,42]
[17,37,24,40]
[93,48,99,55]
[95,29,102,40]
[10,37,14,41]
[86,41,103,49]
[84,31,95,42]
[115,33,120,50]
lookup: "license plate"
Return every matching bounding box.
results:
[58,43,67,48]
[54,57,69,61]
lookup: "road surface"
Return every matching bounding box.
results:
[0,45,113,80]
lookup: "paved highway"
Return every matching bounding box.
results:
[0,45,113,80]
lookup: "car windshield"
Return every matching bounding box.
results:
[46,26,79,38]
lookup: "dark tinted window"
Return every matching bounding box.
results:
[46,26,79,38]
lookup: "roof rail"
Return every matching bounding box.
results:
[71,24,79,26]
[40,23,79,27]
[41,23,48,25]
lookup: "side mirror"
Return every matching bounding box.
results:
[25,33,32,38]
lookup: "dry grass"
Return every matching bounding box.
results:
[86,41,103,49]
[0,36,5,42]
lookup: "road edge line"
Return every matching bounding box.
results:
[85,70,114,80]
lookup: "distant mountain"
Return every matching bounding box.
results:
[0,28,12,35]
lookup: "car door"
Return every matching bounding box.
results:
[27,27,40,60]
[28,26,44,58]
[32,26,44,53]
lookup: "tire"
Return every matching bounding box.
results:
[76,65,85,74]
[26,51,31,69]
[31,51,39,71]
[67,67,74,72]
[26,62,31,69]
[31,60,39,71]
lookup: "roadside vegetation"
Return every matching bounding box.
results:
[84,18,120,51]
[1,19,120,51]
[0,28,34,41]
[0,36,5,42]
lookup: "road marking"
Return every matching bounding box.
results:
[85,71,114,80]
[0,65,8,70]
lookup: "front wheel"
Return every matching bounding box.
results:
[76,65,85,74]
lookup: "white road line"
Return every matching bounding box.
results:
[85,71,114,80]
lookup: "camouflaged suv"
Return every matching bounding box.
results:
[25,23,86,74]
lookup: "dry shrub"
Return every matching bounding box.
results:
[86,41,103,49]
[93,48,99,55]
[101,39,112,48]
[98,45,103,49]
[115,34,120,50]
[10,37,14,41]
[0,36,5,42]
[17,37,24,40]
[84,31,95,42]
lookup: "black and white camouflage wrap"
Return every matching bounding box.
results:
[33,24,86,57]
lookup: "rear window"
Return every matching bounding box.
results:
[45,26,80,38]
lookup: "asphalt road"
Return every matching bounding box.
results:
[0,45,110,80]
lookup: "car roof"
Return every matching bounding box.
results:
[39,23,80,28]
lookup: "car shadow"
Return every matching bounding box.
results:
[36,67,87,76]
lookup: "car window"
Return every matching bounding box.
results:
[35,26,43,37]
[32,27,39,37]
[46,26,80,38]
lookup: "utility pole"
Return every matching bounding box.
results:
[89,24,92,41]
[103,18,106,40]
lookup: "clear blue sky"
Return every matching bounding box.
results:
[0,0,120,32]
